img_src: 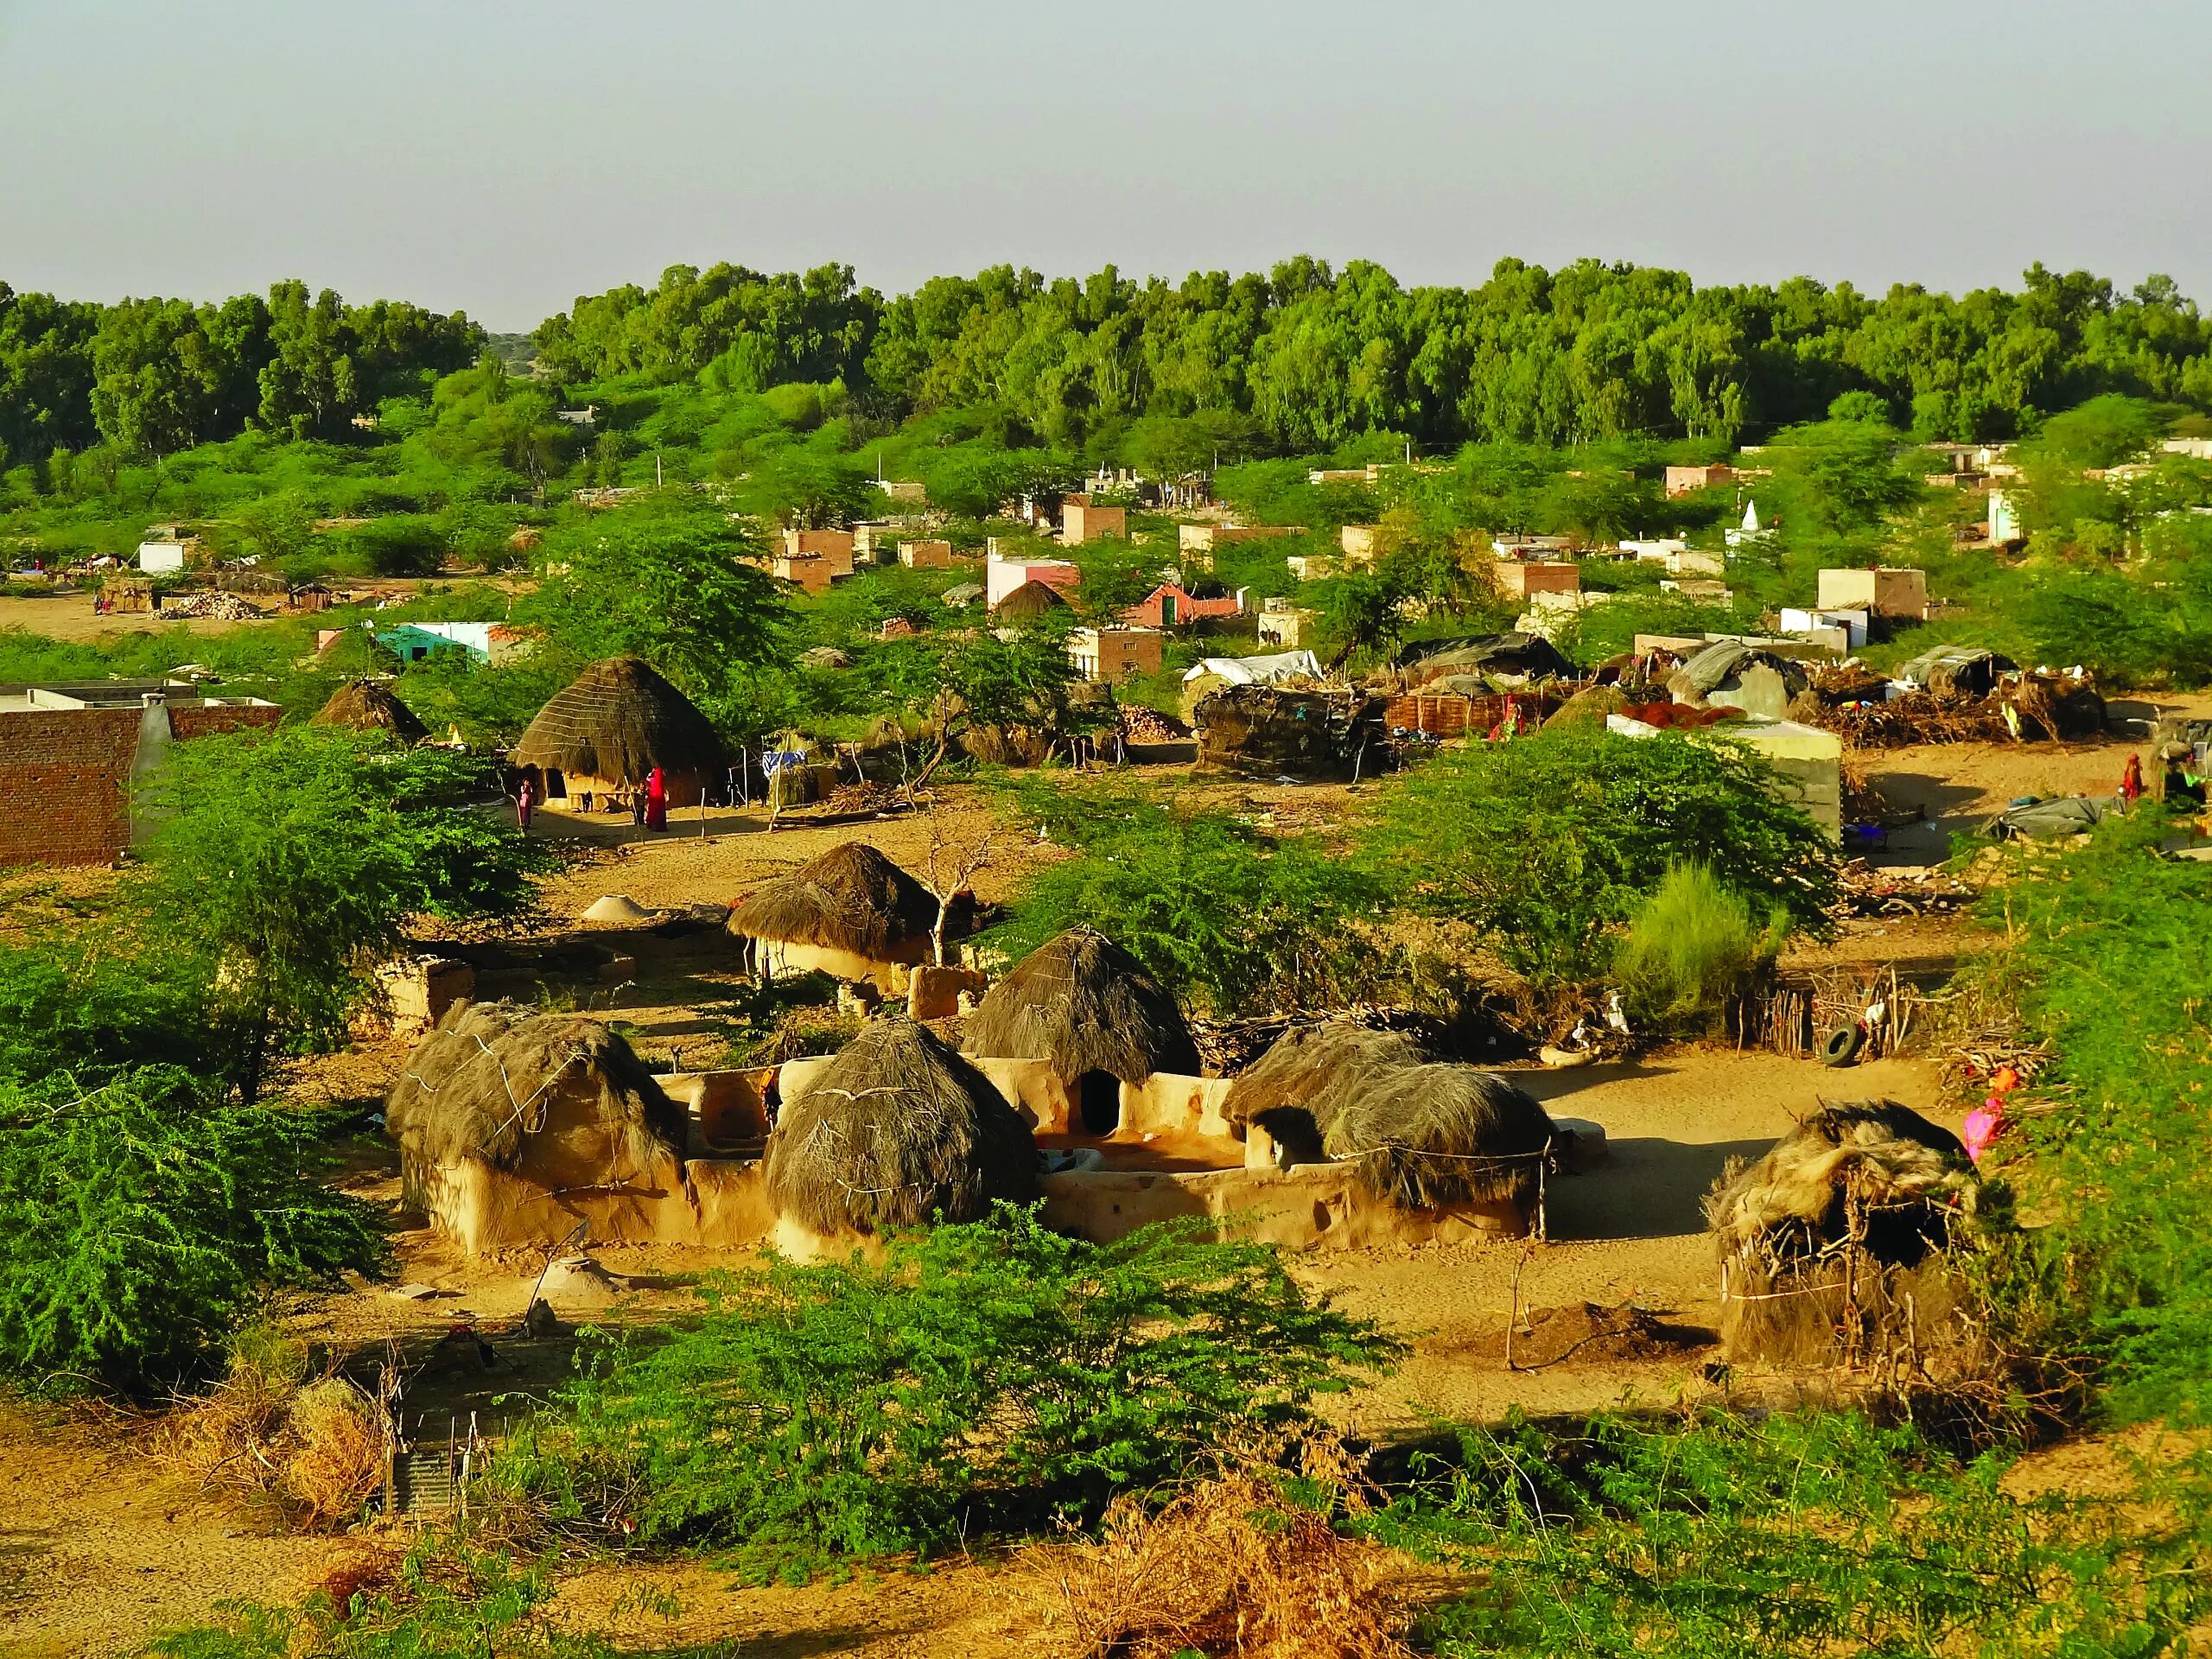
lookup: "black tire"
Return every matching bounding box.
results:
[1821,1025,1866,1067]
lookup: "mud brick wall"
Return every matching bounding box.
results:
[0,702,281,868]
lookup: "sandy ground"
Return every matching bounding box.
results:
[0,591,276,642]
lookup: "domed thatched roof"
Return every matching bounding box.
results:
[1220,1020,1437,1135]
[993,579,1070,620]
[512,657,724,786]
[962,927,1198,1086]
[1706,1100,1974,1269]
[766,1014,1038,1235]
[312,677,428,742]
[384,1001,686,1173]
[728,842,938,957]
[1325,1064,1557,1210]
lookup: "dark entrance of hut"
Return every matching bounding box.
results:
[1077,1070,1121,1135]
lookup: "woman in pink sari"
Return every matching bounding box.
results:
[645,766,668,831]
[516,778,535,830]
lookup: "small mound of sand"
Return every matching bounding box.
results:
[537,1255,626,1307]
[582,893,656,925]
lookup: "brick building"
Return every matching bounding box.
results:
[0,681,282,867]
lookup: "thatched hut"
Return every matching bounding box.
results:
[1221,1021,1439,1163]
[512,656,725,809]
[728,842,939,989]
[384,1001,690,1253]
[765,1014,1038,1241]
[312,677,428,742]
[961,928,1200,1132]
[992,579,1071,621]
[1325,1065,1558,1215]
[1706,1099,1980,1364]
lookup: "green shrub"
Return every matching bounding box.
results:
[0,1069,386,1392]
[499,1205,1397,1569]
[1363,728,1835,985]
[989,785,1385,1017]
[1611,862,1785,1027]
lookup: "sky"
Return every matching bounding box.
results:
[3,0,2208,331]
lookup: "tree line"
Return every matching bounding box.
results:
[6,257,2211,473]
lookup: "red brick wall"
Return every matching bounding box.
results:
[0,702,281,868]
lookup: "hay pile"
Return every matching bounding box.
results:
[728,842,938,957]
[765,1014,1038,1235]
[384,1001,685,1175]
[1038,1458,1421,1658]
[512,656,724,787]
[1707,1099,1980,1365]
[1223,1022,1556,1212]
[993,578,1071,620]
[312,678,429,741]
[962,927,1200,1085]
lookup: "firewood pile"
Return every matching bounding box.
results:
[159,589,263,620]
[1119,703,1189,742]
[821,779,900,815]
[1794,668,2106,749]
[1942,1034,2052,1095]
[1189,1005,1446,1077]
[1833,859,1976,918]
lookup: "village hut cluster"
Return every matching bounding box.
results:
[385,848,1598,1260]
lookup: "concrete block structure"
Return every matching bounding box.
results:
[897,538,953,569]
[1060,502,1128,544]
[783,528,855,577]
[1491,560,1580,598]
[1067,626,1164,683]
[0,682,281,867]
[1817,567,1929,620]
[1665,463,1735,497]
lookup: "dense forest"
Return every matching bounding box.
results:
[7,257,2212,472]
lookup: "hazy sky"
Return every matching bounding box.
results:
[4,0,2207,330]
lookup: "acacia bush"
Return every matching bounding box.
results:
[0,1069,385,1391]
[1363,728,1836,985]
[497,1206,1398,1568]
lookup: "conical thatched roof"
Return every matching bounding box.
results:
[1325,1064,1557,1209]
[765,1014,1039,1235]
[961,927,1198,1085]
[512,657,724,785]
[312,677,428,741]
[384,1001,686,1173]
[1706,1099,1974,1269]
[1221,1020,1437,1135]
[993,579,1070,620]
[728,842,938,956]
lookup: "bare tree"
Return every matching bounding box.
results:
[918,807,994,968]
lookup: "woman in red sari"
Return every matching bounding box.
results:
[645,766,668,831]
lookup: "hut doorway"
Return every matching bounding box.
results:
[1077,1070,1121,1135]
[544,768,567,800]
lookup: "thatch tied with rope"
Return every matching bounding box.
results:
[728,842,939,981]
[765,1014,1039,1236]
[1327,1064,1558,1211]
[311,677,428,742]
[1220,1020,1435,1138]
[512,656,724,807]
[1706,1099,1982,1366]
[961,927,1201,1092]
[384,1001,687,1207]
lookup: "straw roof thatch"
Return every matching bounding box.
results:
[512,656,725,786]
[1706,1099,1974,1269]
[765,1014,1039,1235]
[1325,1065,1558,1209]
[961,927,1199,1085]
[994,579,1070,620]
[384,1001,685,1173]
[1220,1020,1436,1135]
[728,842,938,957]
[312,677,429,741]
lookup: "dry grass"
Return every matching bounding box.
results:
[1033,1443,1431,1659]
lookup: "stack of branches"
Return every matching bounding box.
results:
[1119,703,1189,742]
[1034,1439,1426,1659]
[1942,1034,2054,1097]
[1832,859,1976,918]
[1789,689,2013,749]
[1707,1101,1985,1377]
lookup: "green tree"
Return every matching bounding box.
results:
[137,728,546,1103]
[1363,727,1836,983]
